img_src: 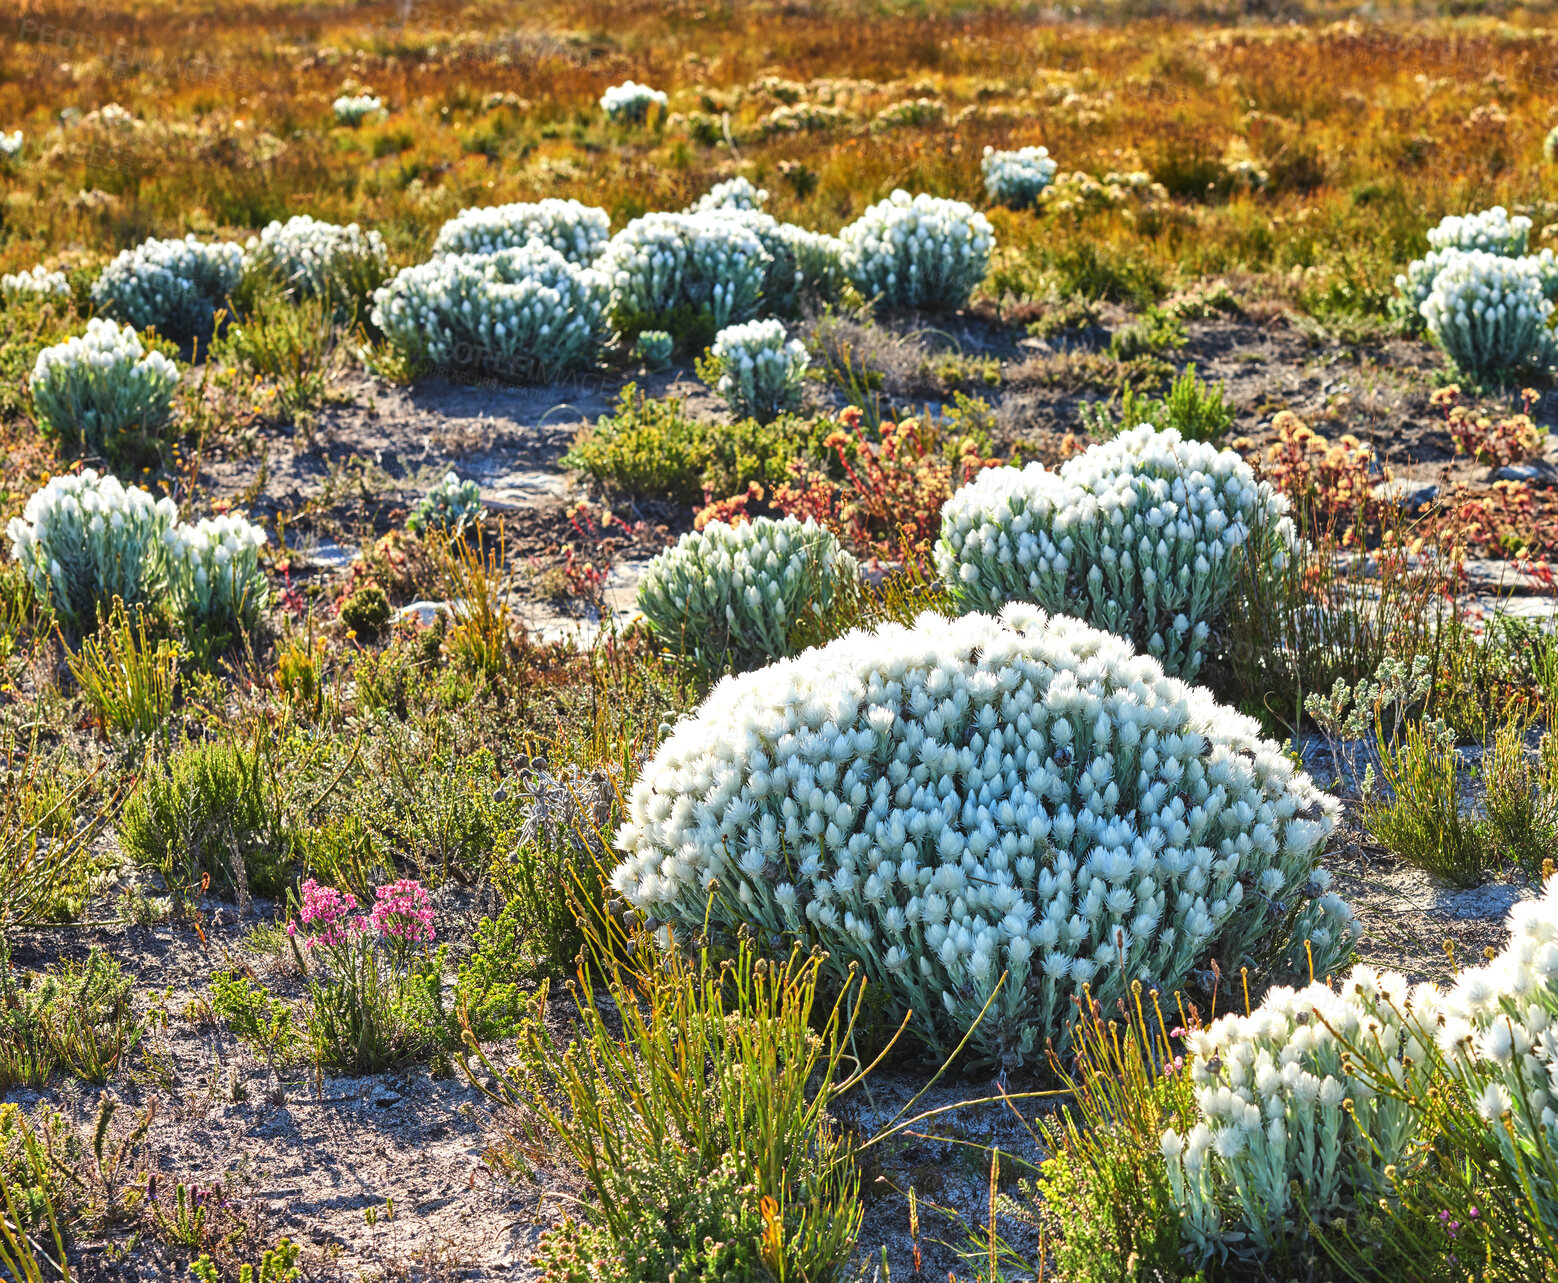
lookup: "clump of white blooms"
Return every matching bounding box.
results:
[936,426,1291,680]
[599,80,667,124]
[431,199,610,266]
[1420,249,1555,378]
[406,471,486,537]
[332,94,382,125]
[164,513,269,635]
[2,265,70,300]
[29,319,181,462]
[839,190,994,311]
[90,234,244,343]
[687,177,768,213]
[1162,966,1421,1266]
[601,212,770,330]
[637,515,858,671]
[982,146,1058,209]
[701,209,845,317]
[243,216,388,298]
[1547,125,1558,164]
[633,329,674,370]
[0,130,21,159]
[1426,205,1531,256]
[702,319,810,423]
[7,470,177,631]
[1417,875,1558,1234]
[612,603,1350,1067]
[1394,206,1542,332]
[369,243,610,382]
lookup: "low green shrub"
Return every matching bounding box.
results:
[461,916,869,1283]
[118,733,295,899]
[561,385,826,505]
[0,945,142,1089]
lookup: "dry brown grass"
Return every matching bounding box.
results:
[0,0,1553,315]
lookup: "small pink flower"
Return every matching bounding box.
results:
[293,879,362,949]
[369,879,435,945]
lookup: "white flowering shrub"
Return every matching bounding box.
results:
[431,199,611,265]
[601,212,770,330]
[91,234,244,343]
[935,426,1292,680]
[30,318,181,463]
[165,513,269,636]
[1426,205,1531,256]
[599,81,667,124]
[636,516,858,671]
[612,603,1351,1067]
[0,130,21,158]
[1420,249,1555,379]
[704,210,844,317]
[633,329,674,370]
[702,319,809,423]
[687,177,768,213]
[981,146,1058,209]
[839,190,994,311]
[332,94,382,125]
[1162,966,1423,1266]
[7,470,176,631]
[243,215,388,300]
[2,265,70,300]
[406,471,486,537]
[1393,206,1539,332]
[369,243,610,381]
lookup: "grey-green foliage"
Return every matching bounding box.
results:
[406,471,486,537]
[28,318,181,462]
[90,234,243,344]
[702,319,810,423]
[632,330,674,370]
[936,426,1291,680]
[637,515,858,672]
[6,470,176,633]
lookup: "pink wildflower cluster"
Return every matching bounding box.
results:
[287,879,362,949]
[369,879,436,945]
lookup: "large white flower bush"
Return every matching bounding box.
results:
[332,94,382,125]
[601,212,771,329]
[687,177,768,213]
[91,234,244,343]
[982,145,1058,209]
[430,199,611,265]
[406,471,486,537]
[1392,206,1557,332]
[935,426,1291,681]
[636,515,858,671]
[7,470,177,631]
[165,513,269,635]
[1157,874,1558,1269]
[1163,965,1423,1266]
[29,318,181,462]
[1420,876,1558,1235]
[600,80,667,124]
[1420,249,1555,378]
[612,604,1352,1067]
[839,190,994,311]
[369,243,610,381]
[2,265,69,300]
[0,130,21,159]
[702,319,810,422]
[243,215,388,298]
